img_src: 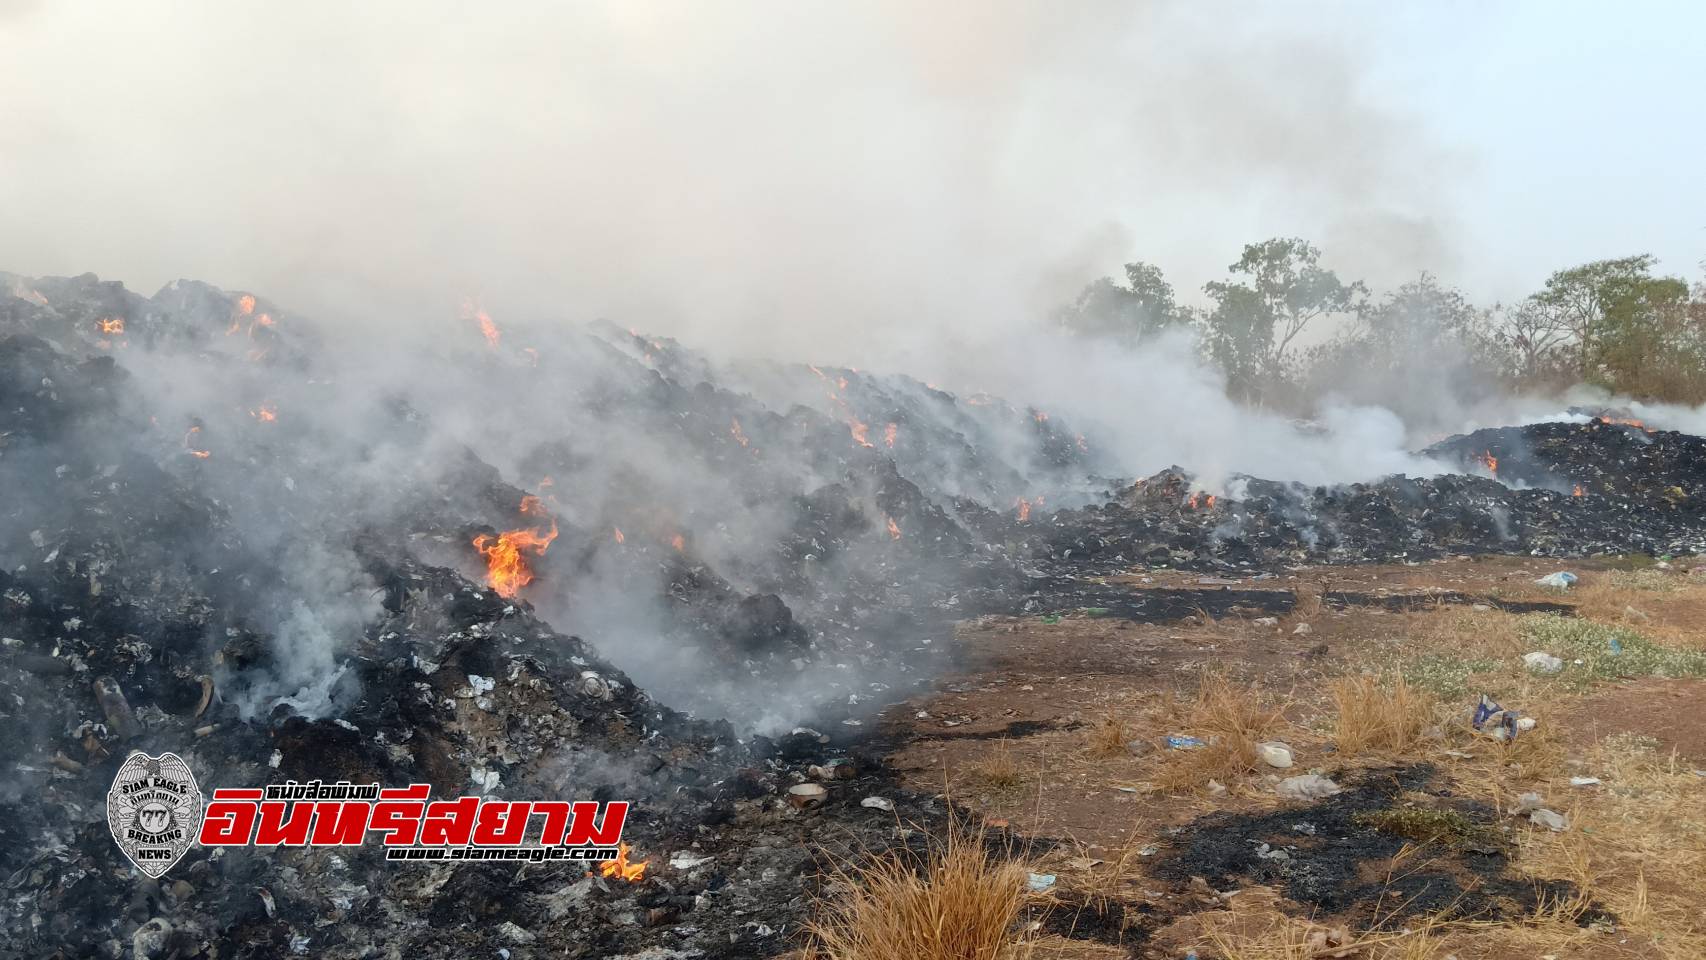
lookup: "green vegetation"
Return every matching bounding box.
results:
[1517,614,1706,689]
[1354,807,1499,850]
[1396,652,1504,699]
[1058,241,1706,408]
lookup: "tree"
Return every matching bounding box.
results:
[1055,261,1189,345]
[1202,238,1364,400]
[1525,254,1680,378]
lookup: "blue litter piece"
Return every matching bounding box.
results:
[1608,637,1624,655]
[1165,735,1206,750]
[1471,694,1503,729]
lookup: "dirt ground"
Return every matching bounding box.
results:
[877,555,1706,959]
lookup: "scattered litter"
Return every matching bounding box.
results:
[1115,786,1138,793]
[1066,857,1103,871]
[1513,791,1545,814]
[1025,873,1056,892]
[1607,636,1624,655]
[786,783,827,809]
[1292,822,1317,835]
[1522,651,1565,674]
[1165,735,1206,750]
[1569,776,1602,787]
[859,796,893,812]
[1529,808,1569,832]
[669,852,712,870]
[1291,622,1312,635]
[1137,844,1159,856]
[1534,571,1578,589]
[1472,694,1534,740]
[1275,774,1340,800]
[1081,607,1112,617]
[1256,742,1294,768]
[1206,779,1227,797]
[1253,842,1290,861]
[1253,616,1279,627]
[1041,615,1061,624]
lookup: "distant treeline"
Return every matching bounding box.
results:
[1057,239,1706,410]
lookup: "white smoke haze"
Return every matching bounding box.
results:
[4,4,1701,733]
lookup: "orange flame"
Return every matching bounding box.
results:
[472,497,558,598]
[184,426,211,459]
[1186,492,1216,510]
[613,527,625,544]
[1597,415,1649,431]
[849,419,873,448]
[97,317,125,335]
[884,422,897,448]
[1476,451,1498,476]
[250,404,277,423]
[1033,410,1048,423]
[1573,484,1585,498]
[1015,498,1032,522]
[478,311,500,347]
[886,516,901,540]
[237,294,256,316]
[731,418,750,447]
[596,843,647,883]
[671,534,685,553]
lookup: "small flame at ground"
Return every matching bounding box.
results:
[1573,484,1585,497]
[250,404,277,423]
[472,497,558,598]
[183,426,211,459]
[849,420,872,448]
[237,295,256,316]
[886,516,901,540]
[97,317,125,335]
[1598,415,1649,431]
[596,843,647,883]
[1015,498,1031,522]
[730,418,750,447]
[613,527,625,544]
[884,422,897,448]
[1476,451,1498,476]
[1185,492,1217,510]
[671,533,685,553]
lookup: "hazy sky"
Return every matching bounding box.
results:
[2,1,1700,365]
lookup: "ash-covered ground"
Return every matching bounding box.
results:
[4,271,1704,958]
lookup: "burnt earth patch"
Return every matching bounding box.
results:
[1153,765,1613,928]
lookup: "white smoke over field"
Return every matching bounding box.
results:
[0,1,1457,370]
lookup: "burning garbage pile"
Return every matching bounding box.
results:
[993,419,1706,575]
[5,269,1706,957]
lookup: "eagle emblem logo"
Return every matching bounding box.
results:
[107,752,204,878]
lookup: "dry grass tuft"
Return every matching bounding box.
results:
[804,823,1031,960]
[1332,674,1434,755]
[1084,709,1130,758]
[1156,672,1288,792]
[968,739,1025,791]
[1193,903,1447,960]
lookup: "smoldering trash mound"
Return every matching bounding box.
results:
[1,270,1703,958]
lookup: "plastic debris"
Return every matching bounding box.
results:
[1534,571,1578,589]
[1291,622,1313,635]
[1513,791,1545,814]
[1026,872,1056,892]
[1041,614,1061,624]
[1522,651,1565,674]
[1206,779,1227,796]
[1256,741,1295,768]
[1529,808,1569,832]
[1608,636,1624,655]
[860,796,894,812]
[1166,735,1206,750]
[1472,694,1534,740]
[1275,774,1341,800]
[1253,616,1279,627]
[1569,776,1601,787]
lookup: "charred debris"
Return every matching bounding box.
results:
[2,271,1702,957]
